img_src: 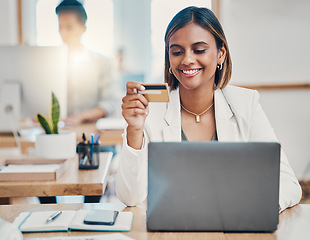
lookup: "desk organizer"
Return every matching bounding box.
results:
[77,142,100,170]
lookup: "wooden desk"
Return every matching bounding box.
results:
[0,152,112,205]
[0,203,309,239]
[72,122,123,146]
[0,122,123,154]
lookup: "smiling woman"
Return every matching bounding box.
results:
[164,9,231,91]
[116,6,302,213]
[168,23,225,91]
[151,0,211,82]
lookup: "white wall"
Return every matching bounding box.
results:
[22,0,37,45]
[258,89,310,179]
[0,0,37,45]
[113,0,152,81]
[220,0,310,179]
[221,0,310,86]
[0,0,18,45]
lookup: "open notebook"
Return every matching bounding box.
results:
[13,210,133,233]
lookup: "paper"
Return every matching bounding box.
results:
[14,211,76,232]
[96,118,126,130]
[0,147,21,156]
[0,164,61,173]
[83,202,127,212]
[19,127,44,142]
[69,210,133,232]
[25,233,135,240]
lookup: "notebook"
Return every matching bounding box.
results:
[13,210,133,233]
[147,142,280,232]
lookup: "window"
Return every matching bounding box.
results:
[36,0,114,57]
[151,0,212,82]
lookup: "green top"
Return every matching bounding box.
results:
[181,127,218,141]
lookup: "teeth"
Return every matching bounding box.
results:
[182,69,199,74]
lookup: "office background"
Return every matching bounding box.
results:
[0,0,309,180]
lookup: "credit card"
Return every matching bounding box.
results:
[139,83,169,102]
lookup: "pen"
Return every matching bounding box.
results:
[79,135,87,164]
[46,211,62,224]
[89,141,93,165]
[82,133,87,143]
[94,133,100,143]
[80,154,88,166]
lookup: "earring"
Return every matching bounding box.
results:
[169,67,173,74]
[217,63,223,70]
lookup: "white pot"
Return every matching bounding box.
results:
[35,131,76,159]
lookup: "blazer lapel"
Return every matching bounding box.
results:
[163,89,182,142]
[214,89,241,141]
[161,88,242,142]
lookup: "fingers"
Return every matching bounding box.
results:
[123,99,145,110]
[122,82,149,126]
[122,93,149,108]
[122,108,148,117]
[126,81,145,95]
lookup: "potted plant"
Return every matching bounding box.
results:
[35,92,76,159]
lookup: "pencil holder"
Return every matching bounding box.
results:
[77,142,100,170]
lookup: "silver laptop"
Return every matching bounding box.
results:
[147,142,280,232]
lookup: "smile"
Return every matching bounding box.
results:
[180,68,201,77]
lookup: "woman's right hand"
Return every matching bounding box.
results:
[122,82,149,149]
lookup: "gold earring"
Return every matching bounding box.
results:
[217,63,223,70]
[169,67,173,74]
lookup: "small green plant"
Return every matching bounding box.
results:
[37,92,60,134]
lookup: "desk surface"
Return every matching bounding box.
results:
[0,203,309,240]
[0,122,123,154]
[0,152,112,203]
[73,122,123,146]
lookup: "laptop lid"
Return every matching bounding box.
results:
[147,142,280,232]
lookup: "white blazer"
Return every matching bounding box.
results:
[116,85,302,211]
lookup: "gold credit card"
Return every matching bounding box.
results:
[139,83,169,102]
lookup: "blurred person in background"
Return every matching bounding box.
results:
[39,0,119,204]
[57,0,119,125]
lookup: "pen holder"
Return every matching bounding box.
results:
[77,142,100,170]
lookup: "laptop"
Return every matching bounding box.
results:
[147,142,280,232]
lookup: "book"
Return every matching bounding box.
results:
[1,164,61,173]
[13,210,133,233]
[0,157,68,181]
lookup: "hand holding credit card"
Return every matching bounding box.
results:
[139,83,169,102]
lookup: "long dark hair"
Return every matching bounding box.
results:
[164,6,232,90]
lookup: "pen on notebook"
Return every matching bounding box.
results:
[46,211,62,224]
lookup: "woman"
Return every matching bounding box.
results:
[116,6,302,211]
